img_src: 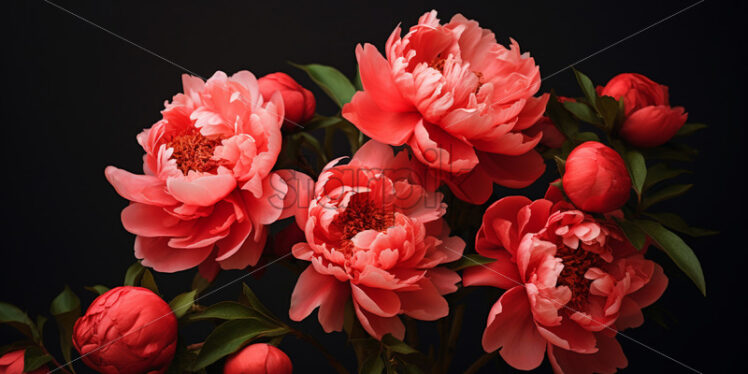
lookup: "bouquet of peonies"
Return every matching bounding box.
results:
[1,10,712,374]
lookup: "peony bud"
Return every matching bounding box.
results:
[599,73,687,147]
[258,73,315,130]
[224,343,292,374]
[0,349,48,374]
[72,287,177,374]
[562,141,631,213]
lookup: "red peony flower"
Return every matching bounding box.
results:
[105,71,311,275]
[562,141,631,213]
[599,73,687,147]
[0,349,47,374]
[462,196,668,373]
[258,72,316,130]
[72,287,177,374]
[223,343,292,374]
[288,140,464,339]
[342,10,548,204]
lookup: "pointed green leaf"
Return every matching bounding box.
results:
[360,354,385,374]
[645,212,718,237]
[0,302,39,342]
[24,346,52,371]
[563,101,600,125]
[675,123,707,137]
[573,68,597,106]
[573,131,600,143]
[446,254,496,271]
[240,284,277,322]
[546,92,579,139]
[596,95,620,129]
[169,290,197,319]
[191,272,212,295]
[290,62,356,108]
[553,155,566,176]
[625,150,646,196]
[615,219,647,250]
[303,115,343,132]
[354,65,363,91]
[382,334,418,355]
[186,301,259,322]
[191,319,288,369]
[140,269,160,295]
[50,286,81,372]
[634,220,706,295]
[124,261,145,286]
[84,285,110,295]
[643,164,689,191]
[640,184,693,211]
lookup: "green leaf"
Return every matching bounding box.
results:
[573,131,600,143]
[191,319,288,369]
[675,123,707,137]
[573,68,597,106]
[615,219,647,251]
[633,220,706,295]
[84,285,110,295]
[124,261,145,286]
[36,315,47,341]
[240,284,277,322]
[50,286,81,373]
[169,290,197,319]
[546,92,579,139]
[360,353,385,374]
[642,143,698,162]
[645,212,718,237]
[191,272,212,296]
[446,254,496,271]
[382,334,418,355]
[563,101,600,125]
[0,302,39,342]
[140,269,160,295]
[643,164,689,191]
[186,301,259,322]
[24,346,52,372]
[596,95,620,129]
[625,150,646,197]
[553,155,566,176]
[640,184,692,211]
[298,132,329,167]
[290,62,356,108]
[354,65,364,91]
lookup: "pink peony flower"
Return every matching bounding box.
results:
[72,287,177,374]
[342,10,548,204]
[0,350,47,374]
[223,343,292,374]
[462,196,668,373]
[288,140,465,339]
[105,71,311,274]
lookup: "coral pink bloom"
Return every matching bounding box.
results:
[289,141,465,339]
[342,11,548,204]
[462,196,668,373]
[106,71,311,275]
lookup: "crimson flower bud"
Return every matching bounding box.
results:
[258,73,315,130]
[599,73,687,147]
[224,343,292,374]
[562,141,631,213]
[72,287,177,374]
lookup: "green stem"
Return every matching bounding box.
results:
[463,351,498,374]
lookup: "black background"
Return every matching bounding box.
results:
[2,0,745,373]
